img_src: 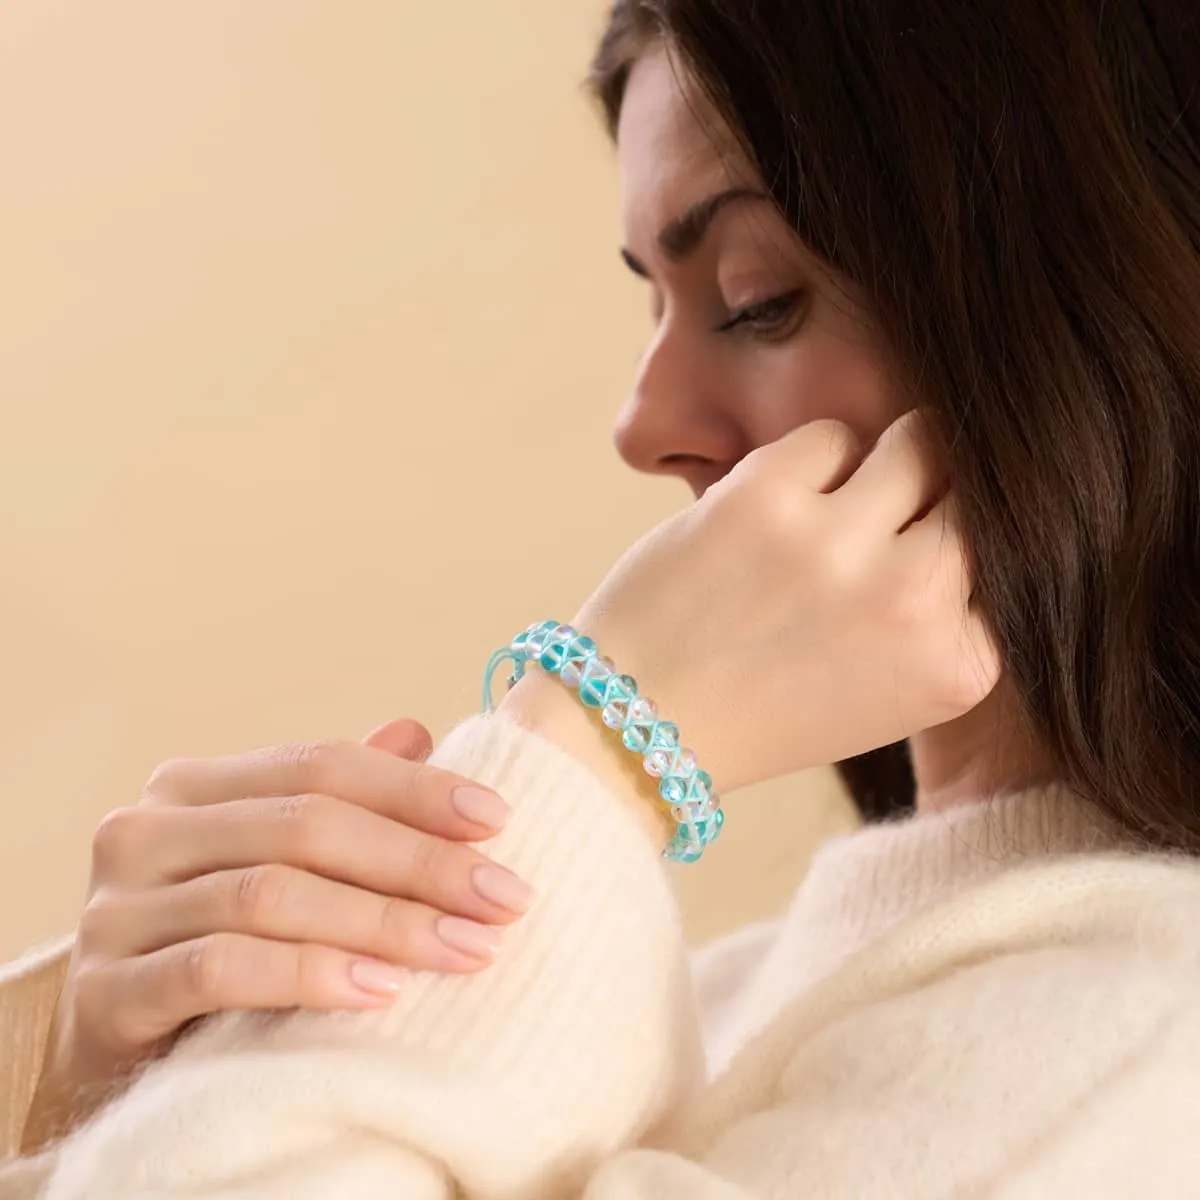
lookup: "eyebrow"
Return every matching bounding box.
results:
[621,187,771,278]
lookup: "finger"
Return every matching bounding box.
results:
[363,718,434,762]
[89,933,438,1049]
[142,739,508,839]
[839,408,948,533]
[96,795,533,924]
[773,418,866,493]
[101,865,504,974]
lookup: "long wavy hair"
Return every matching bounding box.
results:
[590,0,1200,839]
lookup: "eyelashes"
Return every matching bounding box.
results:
[713,289,807,339]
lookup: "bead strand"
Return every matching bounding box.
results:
[483,620,725,863]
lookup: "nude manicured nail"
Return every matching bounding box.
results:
[472,863,535,914]
[436,915,503,961]
[349,959,406,997]
[451,786,510,831]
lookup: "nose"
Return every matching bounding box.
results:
[612,325,747,497]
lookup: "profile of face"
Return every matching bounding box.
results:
[613,47,909,498]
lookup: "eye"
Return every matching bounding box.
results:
[714,289,806,338]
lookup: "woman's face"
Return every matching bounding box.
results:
[614,47,909,497]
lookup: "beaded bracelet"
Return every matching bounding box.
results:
[482,620,725,863]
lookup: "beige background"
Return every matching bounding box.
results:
[0,1,856,963]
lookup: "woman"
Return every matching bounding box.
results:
[5,0,1200,1193]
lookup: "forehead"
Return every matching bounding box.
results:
[616,48,756,228]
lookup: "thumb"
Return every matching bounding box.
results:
[363,717,434,762]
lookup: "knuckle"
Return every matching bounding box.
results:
[180,935,233,1002]
[76,889,119,948]
[70,959,131,1047]
[402,761,439,811]
[406,834,449,890]
[232,864,292,924]
[277,738,351,792]
[90,806,145,876]
[375,896,418,953]
[273,792,335,857]
[738,472,812,546]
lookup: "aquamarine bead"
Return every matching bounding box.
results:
[539,623,578,672]
[685,769,714,805]
[697,808,726,844]
[483,621,727,863]
[523,620,558,661]
[658,774,689,806]
[559,635,597,688]
[665,833,703,864]
[579,656,615,707]
[601,675,638,729]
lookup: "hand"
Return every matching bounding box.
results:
[571,411,1002,794]
[22,718,532,1152]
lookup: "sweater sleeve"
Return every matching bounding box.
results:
[0,934,72,1162]
[31,713,716,1199]
[9,719,1200,1197]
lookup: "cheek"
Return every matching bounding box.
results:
[739,328,907,447]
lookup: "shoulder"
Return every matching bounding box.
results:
[762,853,1200,1193]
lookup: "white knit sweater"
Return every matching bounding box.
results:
[6,712,1200,1198]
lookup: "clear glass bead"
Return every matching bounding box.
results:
[559,634,597,688]
[523,620,557,660]
[671,794,719,824]
[649,721,680,752]
[600,675,638,728]
[673,748,697,778]
[622,697,658,753]
[643,746,678,778]
[579,656,615,707]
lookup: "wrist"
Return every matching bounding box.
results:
[497,671,673,847]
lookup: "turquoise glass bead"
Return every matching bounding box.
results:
[559,635,597,687]
[523,620,558,661]
[539,623,577,672]
[579,656,615,707]
[601,675,638,729]
[659,774,689,806]
[482,621,727,863]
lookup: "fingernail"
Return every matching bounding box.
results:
[472,863,536,915]
[451,786,510,831]
[436,915,503,961]
[349,958,406,997]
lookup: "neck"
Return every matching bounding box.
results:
[909,674,1058,816]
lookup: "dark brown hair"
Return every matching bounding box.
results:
[591,0,1200,841]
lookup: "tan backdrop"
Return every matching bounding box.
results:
[0,0,856,962]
